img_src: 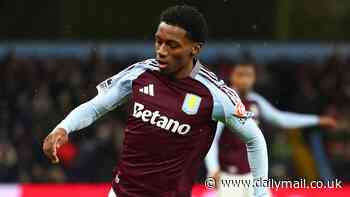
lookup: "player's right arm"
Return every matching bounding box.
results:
[43,60,156,163]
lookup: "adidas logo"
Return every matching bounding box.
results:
[139,84,154,96]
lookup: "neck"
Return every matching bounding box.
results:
[174,59,195,79]
[174,60,195,79]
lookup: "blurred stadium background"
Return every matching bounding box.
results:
[1,0,350,196]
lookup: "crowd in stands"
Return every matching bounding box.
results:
[0,49,349,183]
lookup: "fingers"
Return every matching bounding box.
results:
[52,147,59,164]
[52,138,60,163]
[43,133,60,164]
[326,117,338,128]
[320,116,338,129]
[329,120,337,128]
[213,171,221,190]
[332,118,338,126]
[56,136,67,149]
[43,128,69,164]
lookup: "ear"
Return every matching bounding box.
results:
[191,43,203,57]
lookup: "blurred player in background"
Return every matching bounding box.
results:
[205,62,338,197]
[42,6,269,197]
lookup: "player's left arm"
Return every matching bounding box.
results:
[249,92,337,129]
[225,114,268,197]
[213,88,269,197]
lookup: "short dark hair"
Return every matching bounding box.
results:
[160,5,208,43]
[233,62,256,70]
[232,52,257,71]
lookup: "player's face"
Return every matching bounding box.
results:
[155,22,200,76]
[230,65,256,96]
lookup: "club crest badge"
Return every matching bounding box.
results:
[234,102,246,117]
[181,93,202,115]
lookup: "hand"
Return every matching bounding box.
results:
[43,128,69,164]
[209,170,222,189]
[319,116,338,129]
